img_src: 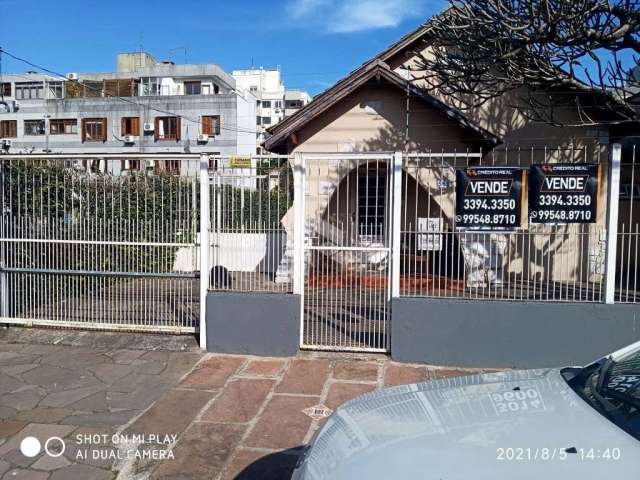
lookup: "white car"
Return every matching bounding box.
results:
[293,342,640,479]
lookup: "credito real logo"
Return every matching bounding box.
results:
[19,436,65,458]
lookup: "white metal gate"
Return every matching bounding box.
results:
[301,154,394,352]
[0,155,200,333]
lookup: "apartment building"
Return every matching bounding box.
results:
[0,53,256,158]
[232,68,310,153]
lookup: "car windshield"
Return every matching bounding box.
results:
[567,347,640,441]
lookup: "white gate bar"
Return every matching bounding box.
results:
[391,151,403,298]
[199,153,210,349]
[293,153,305,295]
[605,143,622,304]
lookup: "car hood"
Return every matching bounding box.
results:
[296,369,640,480]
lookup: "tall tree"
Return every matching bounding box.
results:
[413,0,640,125]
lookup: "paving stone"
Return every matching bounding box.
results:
[21,365,85,390]
[221,447,300,480]
[179,356,244,390]
[1,469,49,480]
[60,410,135,427]
[40,385,104,408]
[245,395,319,450]
[126,389,211,437]
[69,392,108,412]
[15,408,71,423]
[129,359,166,375]
[383,364,427,387]
[0,386,46,412]
[107,384,169,411]
[333,361,379,382]
[88,364,133,385]
[275,359,331,396]
[201,379,275,423]
[0,364,39,378]
[109,373,172,394]
[151,422,245,480]
[0,406,17,420]
[49,464,113,480]
[325,382,377,410]
[0,423,76,457]
[161,352,202,381]
[241,359,286,377]
[107,349,146,365]
[427,368,474,380]
[0,373,26,395]
[0,353,40,367]
[139,351,171,363]
[0,420,26,440]
[31,452,72,471]
[0,461,8,477]
[42,351,109,370]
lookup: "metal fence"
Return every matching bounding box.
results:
[399,149,606,303]
[0,155,200,332]
[208,155,294,293]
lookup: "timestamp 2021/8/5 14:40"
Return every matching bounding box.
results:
[496,447,622,461]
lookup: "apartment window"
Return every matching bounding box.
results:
[155,116,181,141]
[262,116,271,125]
[1,83,11,97]
[47,81,64,99]
[201,115,220,136]
[184,81,201,96]
[274,100,282,109]
[140,77,160,96]
[81,118,107,142]
[24,119,45,136]
[15,82,44,100]
[202,85,211,95]
[262,101,271,108]
[0,120,17,138]
[256,116,261,125]
[213,84,220,94]
[121,117,140,136]
[50,119,77,135]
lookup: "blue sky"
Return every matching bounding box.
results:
[0,0,444,95]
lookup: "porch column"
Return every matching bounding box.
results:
[391,151,403,298]
[199,153,210,350]
[604,143,621,304]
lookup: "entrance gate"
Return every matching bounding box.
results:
[300,154,395,352]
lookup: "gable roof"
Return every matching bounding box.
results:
[264,58,500,153]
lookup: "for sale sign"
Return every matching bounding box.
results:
[529,164,599,224]
[455,167,523,230]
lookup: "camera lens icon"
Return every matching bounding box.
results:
[19,436,66,458]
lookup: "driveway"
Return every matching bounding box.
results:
[0,328,486,479]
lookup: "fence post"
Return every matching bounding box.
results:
[391,151,403,299]
[199,153,210,350]
[604,143,622,304]
[293,152,305,295]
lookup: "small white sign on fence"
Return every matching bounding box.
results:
[417,217,443,251]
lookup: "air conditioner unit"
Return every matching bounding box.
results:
[66,73,78,80]
[1,139,12,147]
[123,135,135,144]
[143,123,154,132]
[197,134,209,143]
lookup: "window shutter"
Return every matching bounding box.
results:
[214,115,220,135]
[202,116,211,136]
[176,117,181,141]
[154,117,159,141]
[121,118,126,136]
[81,119,86,142]
[101,118,108,142]
[132,117,140,136]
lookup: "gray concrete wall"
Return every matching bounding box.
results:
[206,292,300,357]
[391,297,640,368]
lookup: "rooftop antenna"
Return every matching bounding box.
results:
[169,47,188,64]
[251,57,254,69]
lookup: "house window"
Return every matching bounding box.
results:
[47,81,64,99]
[1,83,11,97]
[262,116,271,125]
[15,82,44,100]
[24,119,45,135]
[357,166,387,238]
[82,118,107,142]
[50,119,77,135]
[184,81,201,95]
[202,115,220,136]
[121,117,140,136]
[0,120,17,138]
[155,116,181,141]
[208,153,221,172]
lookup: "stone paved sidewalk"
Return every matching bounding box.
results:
[0,328,488,479]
